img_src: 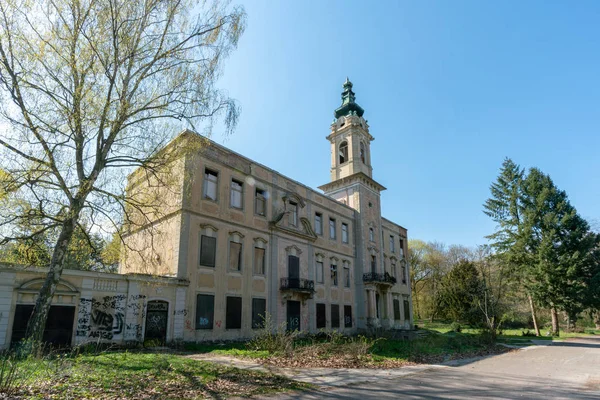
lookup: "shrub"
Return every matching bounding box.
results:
[521,330,537,337]
[246,313,300,356]
[449,322,462,333]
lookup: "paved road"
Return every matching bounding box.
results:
[268,337,600,400]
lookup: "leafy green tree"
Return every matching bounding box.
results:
[0,0,246,344]
[438,260,483,325]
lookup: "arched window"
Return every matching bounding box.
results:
[360,142,366,163]
[339,141,348,164]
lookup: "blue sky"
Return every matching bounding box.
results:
[211,0,600,247]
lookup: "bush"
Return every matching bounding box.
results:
[449,322,462,333]
[246,313,300,356]
[521,330,537,337]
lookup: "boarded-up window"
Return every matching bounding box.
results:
[226,296,242,329]
[403,300,410,321]
[200,235,216,267]
[331,304,340,328]
[316,261,324,283]
[196,294,214,329]
[394,299,401,320]
[254,247,265,275]
[252,298,266,329]
[316,303,326,329]
[229,242,242,271]
[344,305,352,328]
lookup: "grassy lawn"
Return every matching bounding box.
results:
[418,320,600,345]
[4,351,308,399]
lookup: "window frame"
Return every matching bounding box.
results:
[316,303,326,329]
[255,188,267,216]
[331,304,340,328]
[338,141,348,164]
[314,212,323,235]
[344,305,352,328]
[195,294,214,330]
[203,168,219,201]
[343,266,350,288]
[226,296,243,330]
[360,142,366,163]
[341,223,349,244]
[251,298,266,329]
[331,264,338,286]
[389,235,395,253]
[289,201,298,226]
[369,227,374,242]
[228,241,242,272]
[230,178,244,209]
[199,235,217,268]
[316,261,324,284]
[253,246,265,275]
[329,218,336,240]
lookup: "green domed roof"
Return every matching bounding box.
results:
[334,78,364,118]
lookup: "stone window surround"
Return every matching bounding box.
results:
[227,231,244,273]
[198,224,218,268]
[253,237,268,276]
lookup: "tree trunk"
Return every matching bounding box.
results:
[25,207,82,345]
[528,294,541,336]
[594,312,600,330]
[550,306,560,337]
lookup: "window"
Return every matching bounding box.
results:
[226,296,242,329]
[331,264,338,286]
[315,213,323,235]
[394,299,401,320]
[342,223,349,243]
[402,262,407,284]
[316,261,324,284]
[203,169,218,201]
[230,179,243,208]
[289,201,298,226]
[316,303,326,329]
[369,227,374,242]
[254,247,265,275]
[255,188,266,216]
[329,218,336,239]
[399,239,405,257]
[343,266,350,288]
[339,141,348,164]
[199,235,216,267]
[403,300,410,321]
[344,305,352,328]
[229,241,242,271]
[195,294,214,329]
[360,142,366,163]
[389,235,395,253]
[252,298,266,329]
[331,304,340,328]
[371,255,376,273]
[392,263,397,280]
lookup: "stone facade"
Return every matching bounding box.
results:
[0,80,413,348]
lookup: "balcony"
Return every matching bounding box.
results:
[280,278,315,294]
[363,272,397,286]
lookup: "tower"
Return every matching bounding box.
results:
[319,79,387,330]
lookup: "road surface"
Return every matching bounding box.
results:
[269,337,600,400]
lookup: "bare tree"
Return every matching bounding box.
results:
[0,0,245,344]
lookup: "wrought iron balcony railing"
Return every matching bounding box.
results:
[363,272,397,285]
[280,278,315,292]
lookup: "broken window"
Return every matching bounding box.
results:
[199,235,216,267]
[342,223,349,243]
[331,304,340,328]
[196,294,214,329]
[230,179,243,209]
[344,305,352,328]
[226,296,242,329]
[255,188,266,216]
[203,169,218,201]
[252,298,266,329]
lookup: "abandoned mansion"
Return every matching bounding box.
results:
[0,79,413,347]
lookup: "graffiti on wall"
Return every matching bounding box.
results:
[124,294,146,341]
